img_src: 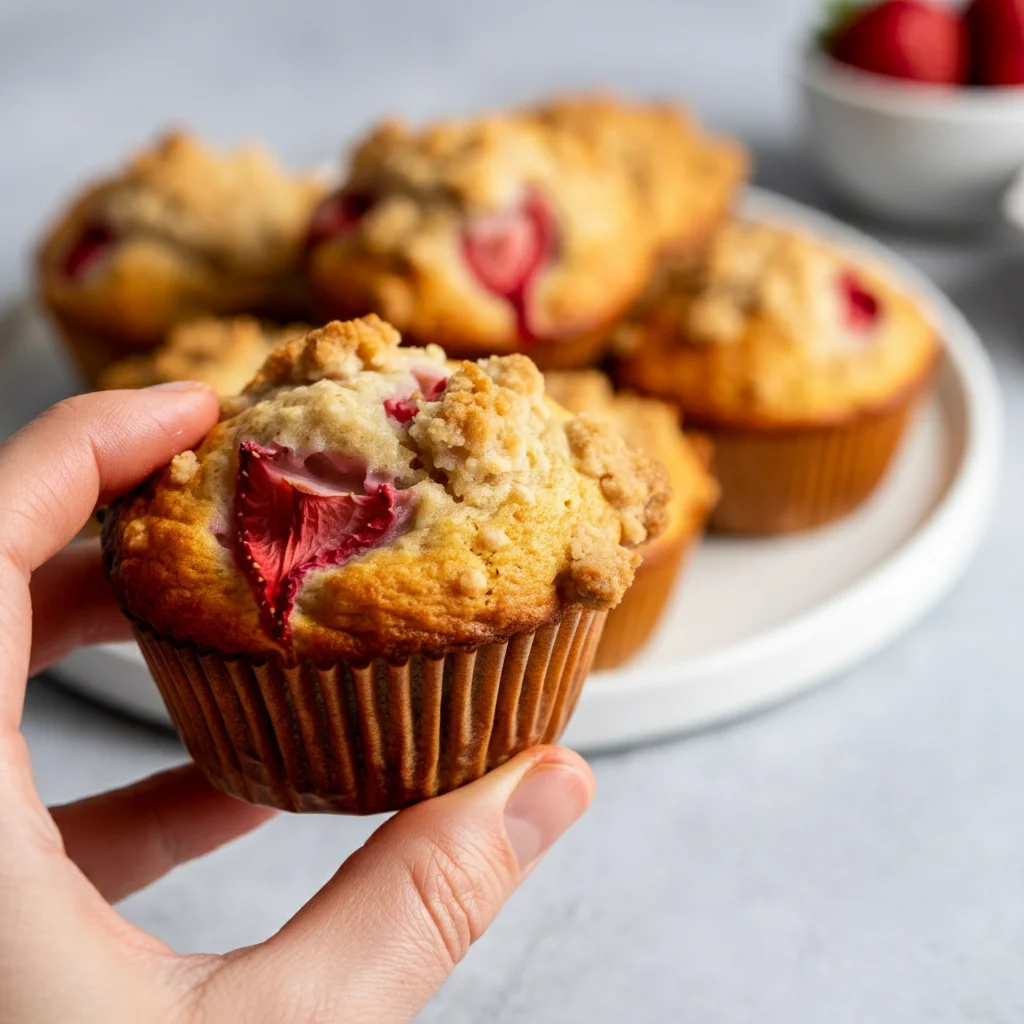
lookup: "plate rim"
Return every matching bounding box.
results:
[49,187,1004,748]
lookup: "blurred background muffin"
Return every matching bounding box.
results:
[37,130,324,383]
[305,113,655,368]
[615,219,939,533]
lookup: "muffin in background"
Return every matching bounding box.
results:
[545,370,717,668]
[98,316,306,397]
[615,220,939,534]
[38,131,324,383]
[527,93,749,256]
[305,114,654,369]
[104,316,669,814]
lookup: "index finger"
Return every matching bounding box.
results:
[0,384,216,732]
[0,384,217,576]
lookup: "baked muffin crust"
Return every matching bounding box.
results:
[616,221,940,426]
[306,115,653,357]
[106,316,668,661]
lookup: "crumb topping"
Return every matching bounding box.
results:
[108,317,671,656]
[564,523,641,608]
[658,221,887,358]
[565,415,671,546]
[72,131,324,272]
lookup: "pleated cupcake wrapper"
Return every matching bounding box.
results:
[592,530,694,671]
[706,390,921,535]
[134,606,606,815]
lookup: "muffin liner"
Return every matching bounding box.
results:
[703,383,926,535]
[592,529,694,671]
[133,606,607,815]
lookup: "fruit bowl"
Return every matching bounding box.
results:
[800,50,1024,227]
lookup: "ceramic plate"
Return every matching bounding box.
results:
[9,189,1001,752]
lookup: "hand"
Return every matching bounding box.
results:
[2,384,594,1023]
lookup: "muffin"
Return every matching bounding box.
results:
[38,130,325,383]
[98,316,306,397]
[615,220,940,534]
[104,316,669,813]
[528,93,749,256]
[544,370,717,668]
[305,115,653,369]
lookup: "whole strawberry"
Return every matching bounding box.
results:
[965,0,1024,85]
[825,0,967,84]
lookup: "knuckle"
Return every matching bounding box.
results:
[401,833,510,970]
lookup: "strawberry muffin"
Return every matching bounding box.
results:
[545,370,717,668]
[305,115,653,368]
[38,131,324,383]
[104,316,668,813]
[528,93,749,255]
[615,220,939,533]
[98,316,305,397]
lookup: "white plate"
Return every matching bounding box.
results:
[33,189,1002,752]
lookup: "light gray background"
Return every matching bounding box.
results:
[5,1,1024,1021]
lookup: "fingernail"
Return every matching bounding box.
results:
[145,380,209,392]
[504,763,591,871]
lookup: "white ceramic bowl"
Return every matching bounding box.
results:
[801,51,1024,227]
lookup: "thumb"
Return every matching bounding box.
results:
[200,746,593,1024]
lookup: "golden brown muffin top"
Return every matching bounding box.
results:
[97,316,306,396]
[528,93,749,253]
[41,130,325,280]
[105,316,669,661]
[306,114,653,355]
[544,369,717,545]
[617,221,940,425]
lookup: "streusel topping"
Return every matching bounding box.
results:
[106,317,668,658]
[545,369,717,545]
[70,131,324,273]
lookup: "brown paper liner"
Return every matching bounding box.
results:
[133,606,606,815]
[703,388,924,535]
[593,530,693,671]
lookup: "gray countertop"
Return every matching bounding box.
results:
[7,1,1024,1020]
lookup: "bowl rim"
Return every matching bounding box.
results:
[801,50,1024,120]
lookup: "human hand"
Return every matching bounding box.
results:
[2,384,594,1023]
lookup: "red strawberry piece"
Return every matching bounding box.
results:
[383,367,448,424]
[383,394,418,424]
[828,0,967,84]
[235,441,411,641]
[838,270,882,331]
[307,190,374,247]
[61,223,115,279]
[965,0,1024,85]
[462,190,555,341]
[411,367,448,400]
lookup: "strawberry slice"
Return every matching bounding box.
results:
[462,190,555,341]
[61,223,115,279]
[838,271,881,331]
[307,190,374,247]
[235,441,411,641]
[383,367,448,423]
